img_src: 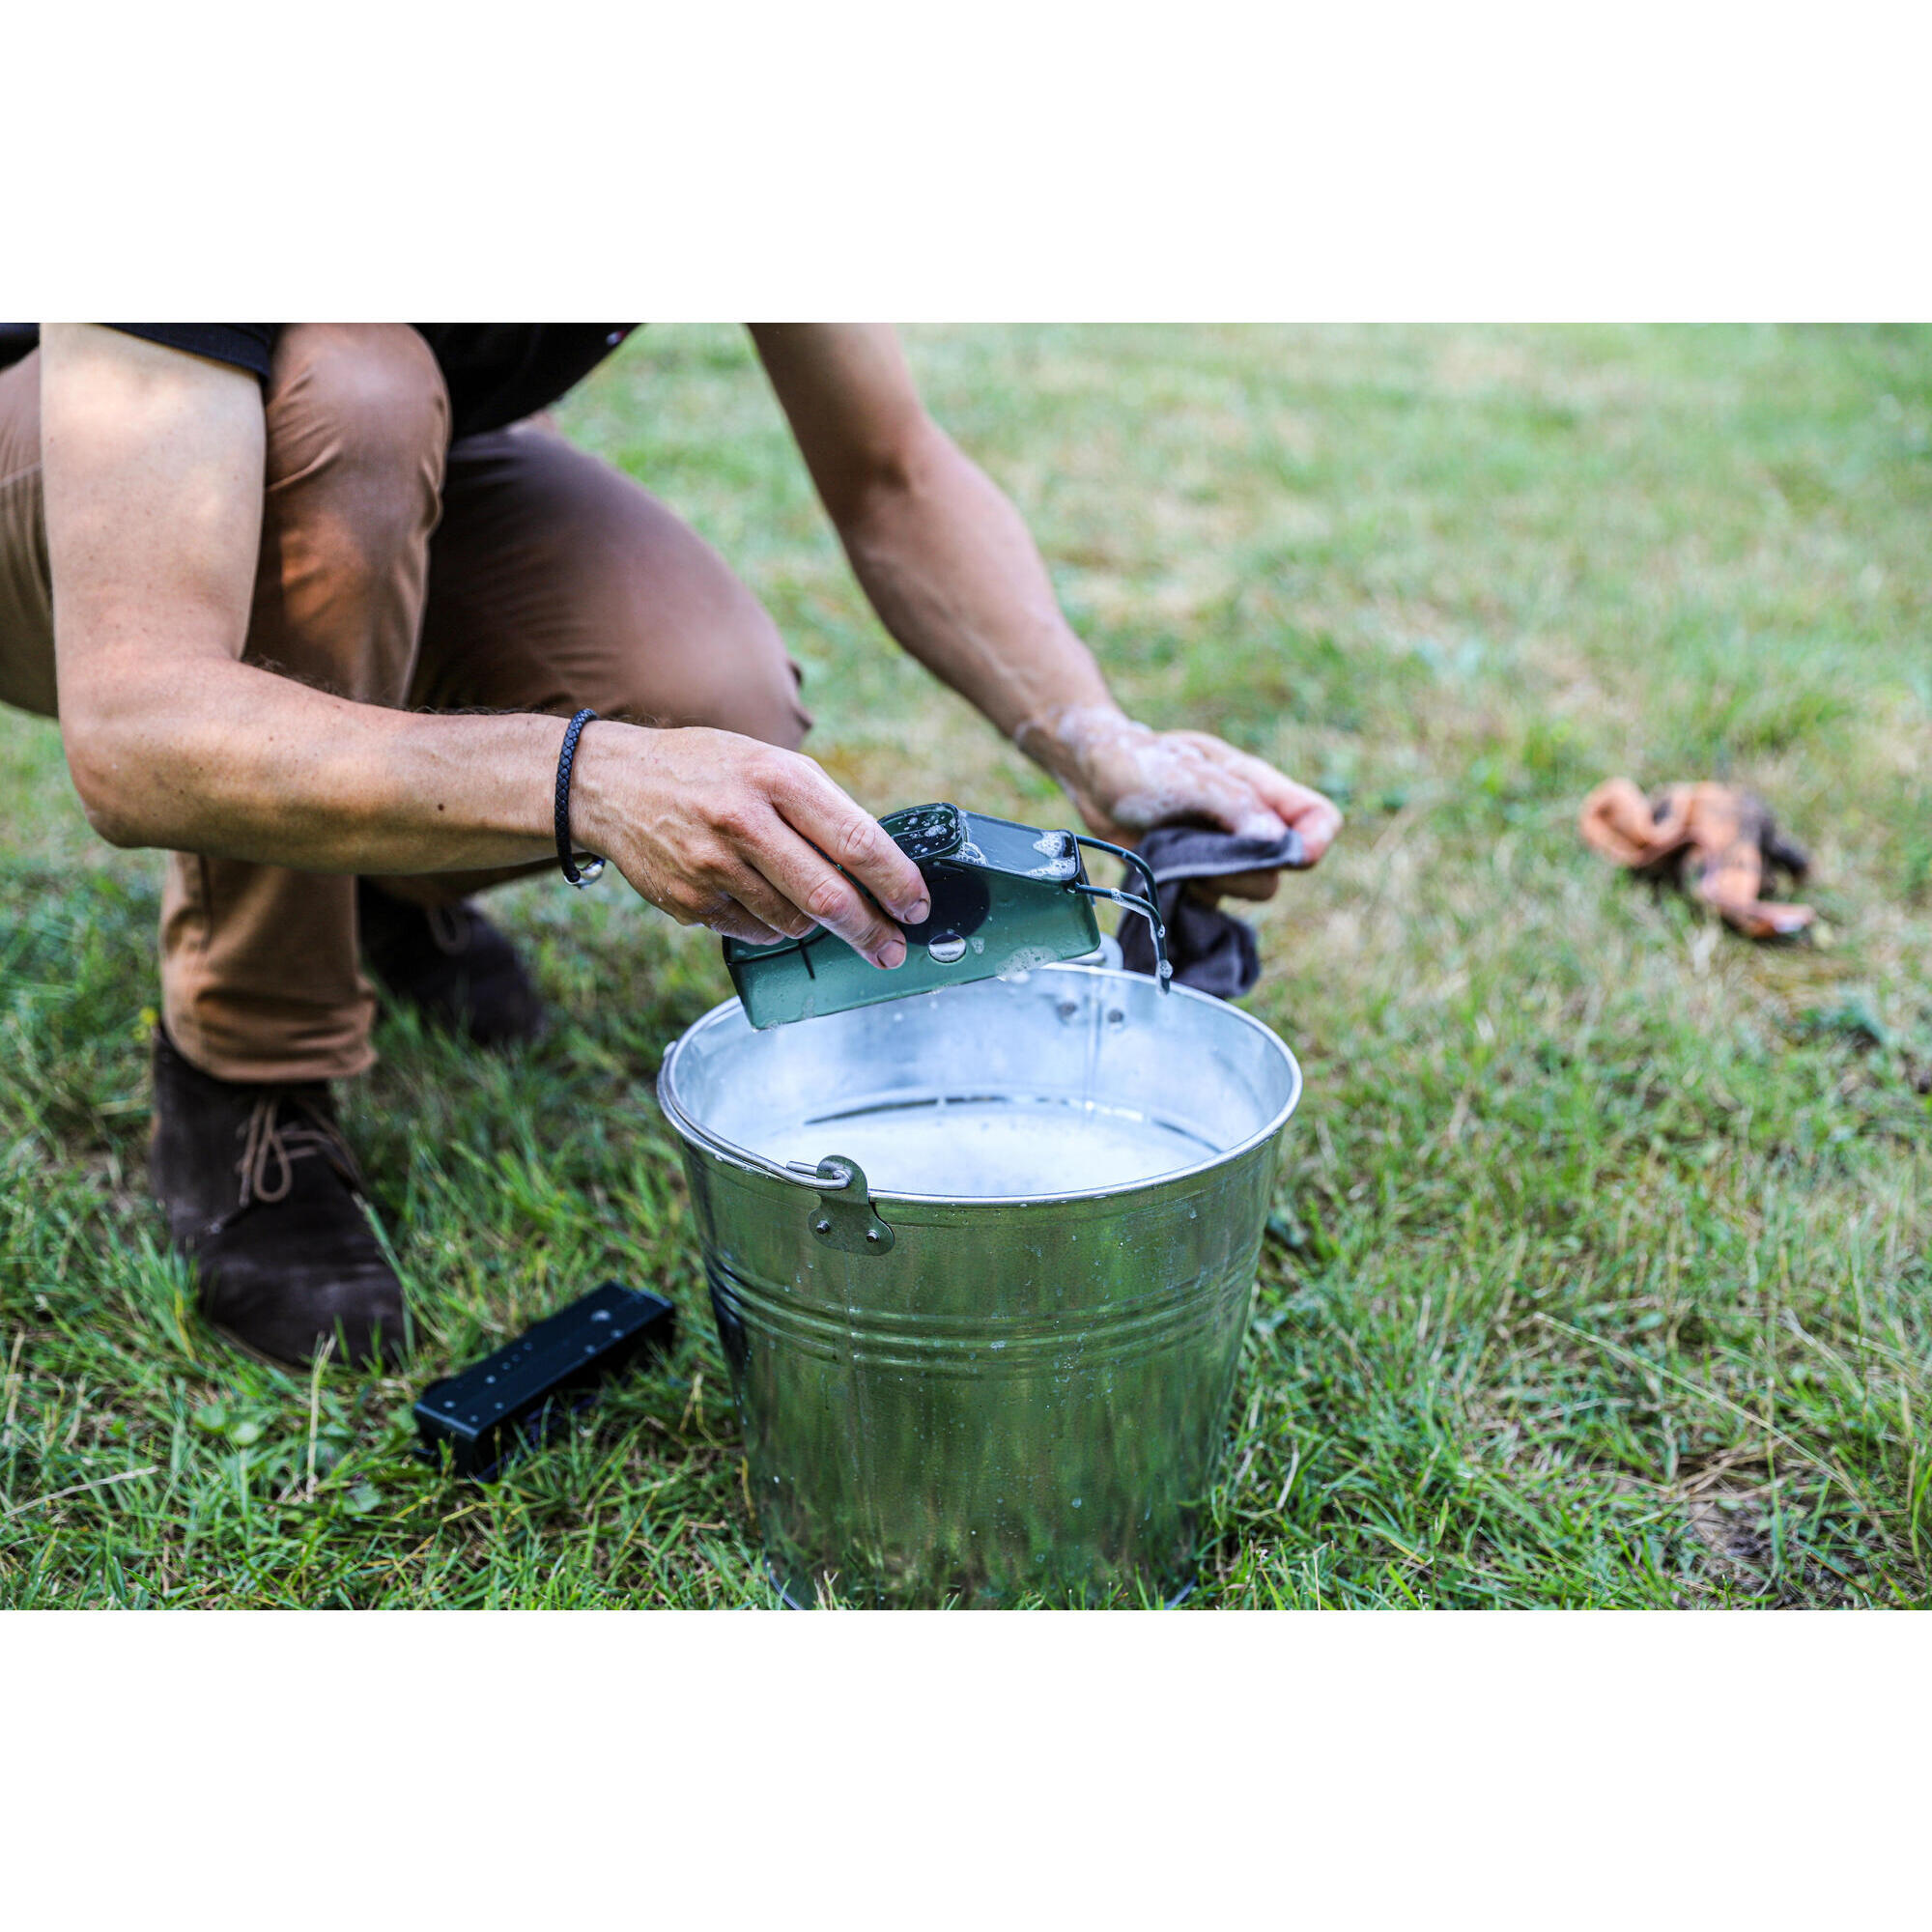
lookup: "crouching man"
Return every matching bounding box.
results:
[0,324,1340,1366]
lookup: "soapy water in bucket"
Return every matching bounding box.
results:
[664,967,1299,1206]
[767,1094,1220,1198]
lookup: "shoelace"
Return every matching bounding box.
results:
[210,1094,367,1234]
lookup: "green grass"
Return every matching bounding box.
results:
[3,325,1929,1607]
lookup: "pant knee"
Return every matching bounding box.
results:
[700,618,813,751]
[419,424,814,747]
[602,615,812,750]
[265,326,449,565]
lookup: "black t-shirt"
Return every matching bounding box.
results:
[0,325,636,441]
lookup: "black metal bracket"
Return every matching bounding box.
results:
[413,1281,676,1482]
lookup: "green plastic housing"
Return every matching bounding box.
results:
[724,805,1102,1029]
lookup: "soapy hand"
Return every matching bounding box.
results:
[1018,704,1342,902]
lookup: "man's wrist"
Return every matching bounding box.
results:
[562,718,637,862]
[1012,699,1131,785]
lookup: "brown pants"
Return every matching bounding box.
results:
[0,326,810,1082]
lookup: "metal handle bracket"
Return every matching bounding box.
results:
[792,1154,896,1256]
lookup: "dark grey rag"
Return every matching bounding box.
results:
[1116,826,1306,999]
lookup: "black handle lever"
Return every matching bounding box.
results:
[1070,835,1171,990]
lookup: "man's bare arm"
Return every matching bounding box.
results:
[42,326,925,963]
[749,324,1114,741]
[750,324,1341,881]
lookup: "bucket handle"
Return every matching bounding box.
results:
[658,1070,894,1250]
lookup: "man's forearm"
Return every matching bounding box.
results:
[68,648,567,872]
[831,418,1118,755]
[65,646,928,960]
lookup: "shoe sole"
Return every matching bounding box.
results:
[204,1317,405,1377]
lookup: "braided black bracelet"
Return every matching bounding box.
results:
[554,708,606,889]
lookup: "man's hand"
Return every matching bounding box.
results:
[1019,703,1343,901]
[572,723,931,965]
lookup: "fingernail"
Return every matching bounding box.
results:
[904,895,931,924]
[873,937,907,970]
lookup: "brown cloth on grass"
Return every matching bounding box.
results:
[1578,779,1815,939]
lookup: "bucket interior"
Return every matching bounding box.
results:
[661,964,1300,1201]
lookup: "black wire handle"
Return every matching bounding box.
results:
[1070,834,1171,990]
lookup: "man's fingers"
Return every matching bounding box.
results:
[702,897,791,947]
[718,864,818,944]
[1193,764,1289,840]
[1277,787,1343,864]
[1249,770,1341,862]
[771,762,930,926]
[1153,739,1291,840]
[1119,748,1285,839]
[1178,734,1341,862]
[746,810,909,969]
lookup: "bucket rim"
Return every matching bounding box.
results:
[656,962,1303,1208]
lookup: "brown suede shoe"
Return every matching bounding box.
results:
[356,879,548,1048]
[149,1026,409,1369]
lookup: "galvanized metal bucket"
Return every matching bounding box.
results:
[657,962,1302,1607]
